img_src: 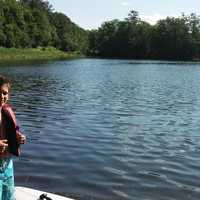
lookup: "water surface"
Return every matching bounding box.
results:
[1,59,200,200]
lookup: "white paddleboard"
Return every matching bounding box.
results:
[15,186,74,200]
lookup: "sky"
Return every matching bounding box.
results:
[48,0,200,30]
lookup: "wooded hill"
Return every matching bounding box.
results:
[0,0,88,53]
[89,11,200,60]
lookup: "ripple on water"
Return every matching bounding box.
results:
[7,59,200,200]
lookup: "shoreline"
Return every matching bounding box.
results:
[1,48,199,64]
[0,47,82,64]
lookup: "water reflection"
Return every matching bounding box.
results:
[0,59,200,200]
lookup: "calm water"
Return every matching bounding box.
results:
[1,59,200,200]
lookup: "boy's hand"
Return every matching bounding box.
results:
[0,140,8,152]
[19,134,26,144]
[17,132,26,144]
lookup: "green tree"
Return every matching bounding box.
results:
[21,0,53,47]
[128,21,152,58]
[0,0,88,53]
[90,13,151,58]
[49,12,88,52]
[49,12,74,51]
[96,20,120,57]
[125,10,140,23]
[185,13,200,58]
[151,17,194,59]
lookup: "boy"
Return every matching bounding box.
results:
[0,75,26,200]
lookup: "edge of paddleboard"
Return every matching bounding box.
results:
[15,186,74,200]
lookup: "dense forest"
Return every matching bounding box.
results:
[1,0,200,60]
[0,0,88,53]
[89,11,200,60]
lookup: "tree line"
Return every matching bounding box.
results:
[88,11,200,60]
[0,0,88,53]
[1,0,200,60]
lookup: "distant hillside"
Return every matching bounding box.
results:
[0,0,89,53]
[88,10,200,60]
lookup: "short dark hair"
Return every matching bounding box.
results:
[0,75,11,89]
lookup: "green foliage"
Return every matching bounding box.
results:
[0,47,78,63]
[2,1,200,60]
[125,10,140,23]
[150,17,194,59]
[89,10,200,60]
[49,12,88,52]
[0,0,88,53]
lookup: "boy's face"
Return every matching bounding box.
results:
[0,84,9,107]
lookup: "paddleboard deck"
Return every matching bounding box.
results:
[15,187,74,200]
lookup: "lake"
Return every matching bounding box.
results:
[1,59,200,200]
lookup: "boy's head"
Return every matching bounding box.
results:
[0,75,11,107]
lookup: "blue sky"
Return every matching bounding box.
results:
[48,0,200,30]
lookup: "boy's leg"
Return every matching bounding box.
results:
[0,178,3,200]
[2,159,15,200]
[0,160,5,200]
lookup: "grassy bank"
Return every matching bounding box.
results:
[0,47,81,63]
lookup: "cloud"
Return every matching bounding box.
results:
[121,1,132,6]
[141,14,179,24]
